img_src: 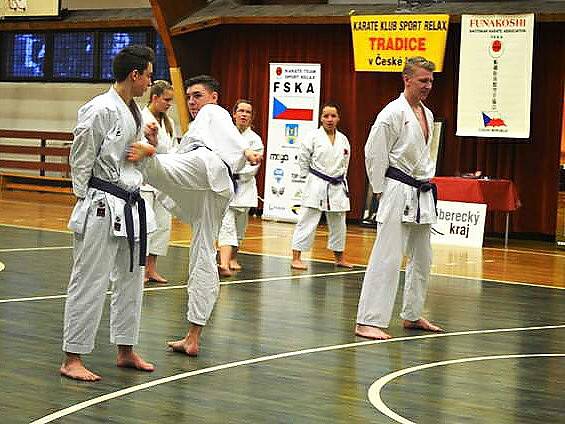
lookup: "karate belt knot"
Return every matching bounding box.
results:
[385,166,437,223]
[309,167,348,211]
[88,176,147,272]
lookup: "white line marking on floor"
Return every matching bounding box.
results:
[0,223,72,234]
[30,325,565,424]
[0,246,73,253]
[368,353,565,424]
[0,270,364,303]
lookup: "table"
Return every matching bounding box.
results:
[432,177,521,247]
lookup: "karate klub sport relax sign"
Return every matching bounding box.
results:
[350,14,449,72]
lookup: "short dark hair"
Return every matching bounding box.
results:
[112,45,155,82]
[185,75,221,95]
[320,101,341,117]
[232,98,253,114]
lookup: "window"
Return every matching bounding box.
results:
[53,32,95,79]
[8,33,46,78]
[153,35,170,81]
[100,31,148,80]
[1,29,167,82]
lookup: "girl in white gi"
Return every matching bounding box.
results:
[355,57,444,341]
[60,45,156,382]
[290,103,353,270]
[128,75,262,356]
[218,99,264,276]
[140,80,176,283]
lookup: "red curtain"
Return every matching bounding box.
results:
[205,23,564,237]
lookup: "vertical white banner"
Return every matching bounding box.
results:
[456,14,534,138]
[263,63,321,222]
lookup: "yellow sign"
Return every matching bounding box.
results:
[350,15,450,72]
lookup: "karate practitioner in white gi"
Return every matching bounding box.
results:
[140,80,177,284]
[290,103,353,270]
[355,57,444,340]
[60,45,157,381]
[128,75,262,356]
[217,99,264,276]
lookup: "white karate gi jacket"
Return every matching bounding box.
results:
[298,127,351,212]
[67,87,156,238]
[143,103,248,222]
[231,127,264,208]
[365,93,437,225]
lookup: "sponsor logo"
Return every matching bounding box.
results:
[285,123,299,145]
[269,152,290,163]
[291,172,307,183]
[270,185,285,196]
[273,167,284,183]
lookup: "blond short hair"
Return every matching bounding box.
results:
[402,56,435,77]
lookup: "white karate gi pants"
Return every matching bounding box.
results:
[143,150,231,326]
[356,217,432,328]
[184,190,229,325]
[291,206,346,252]
[140,190,171,256]
[63,203,144,354]
[218,207,250,247]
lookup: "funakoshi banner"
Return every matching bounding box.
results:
[456,14,534,138]
[350,14,449,72]
[263,63,321,222]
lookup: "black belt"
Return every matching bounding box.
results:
[186,143,238,192]
[309,167,349,211]
[385,166,437,223]
[88,176,147,272]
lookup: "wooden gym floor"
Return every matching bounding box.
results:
[0,191,563,423]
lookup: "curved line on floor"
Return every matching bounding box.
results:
[30,325,565,424]
[368,353,565,424]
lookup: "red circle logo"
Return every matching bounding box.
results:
[276,67,282,76]
[492,40,502,53]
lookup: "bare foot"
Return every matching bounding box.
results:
[355,324,392,340]
[403,318,444,333]
[116,351,155,372]
[335,260,353,269]
[167,338,199,357]
[145,272,168,284]
[60,356,102,382]
[229,260,242,270]
[218,265,233,277]
[291,259,308,270]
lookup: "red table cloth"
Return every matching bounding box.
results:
[431,177,521,212]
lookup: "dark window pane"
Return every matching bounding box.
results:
[100,32,147,80]
[53,32,95,79]
[153,35,170,81]
[10,33,46,78]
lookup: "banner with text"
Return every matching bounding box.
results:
[263,63,321,222]
[431,201,487,247]
[350,14,449,72]
[456,14,534,138]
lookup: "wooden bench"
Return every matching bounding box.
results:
[0,129,74,194]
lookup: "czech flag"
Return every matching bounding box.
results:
[482,112,506,127]
[273,98,313,121]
